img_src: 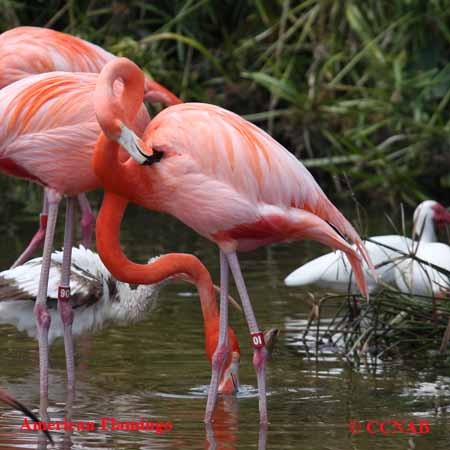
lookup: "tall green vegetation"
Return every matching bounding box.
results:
[1,0,450,206]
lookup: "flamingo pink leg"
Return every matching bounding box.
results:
[77,193,95,248]
[226,251,268,424]
[33,188,61,420]
[205,250,230,423]
[11,194,49,268]
[259,423,268,450]
[58,197,76,397]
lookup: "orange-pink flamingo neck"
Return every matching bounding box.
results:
[96,191,240,393]
[93,58,157,202]
[97,192,214,304]
[94,57,145,141]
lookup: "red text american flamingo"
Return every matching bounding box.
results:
[91,58,373,423]
[0,70,152,417]
[0,26,181,268]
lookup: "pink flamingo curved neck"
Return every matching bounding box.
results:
[95,191,241,389]
[94,58,144,140]
[96,192,218,322]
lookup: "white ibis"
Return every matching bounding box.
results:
[284,200,450,294]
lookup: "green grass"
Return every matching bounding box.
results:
[1,0,450,208]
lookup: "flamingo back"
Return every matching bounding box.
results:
[145,103,372,271]
[0,27,181,107]
[0,27,113,88]
[0,71,149,194]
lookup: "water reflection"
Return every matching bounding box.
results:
[204,398,268,450]
[204,397,239,449]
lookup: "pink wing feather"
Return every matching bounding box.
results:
[144,103,374,295]
[0,27,113,88]
[0,72,149,195]
[0,27,181,106]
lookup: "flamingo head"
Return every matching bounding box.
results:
[206,324,241,395]
[209,327,280,394]
[431,202,450,229]
[219,328,241,394]
[114,124,166,167]
[218,348,240,394]
[95,58,145,143]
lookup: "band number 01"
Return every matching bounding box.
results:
[251,332,265,349]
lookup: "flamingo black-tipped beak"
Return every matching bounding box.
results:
[142,149,164,166]
[117,124,159,166]
[0,389,53,445]
[218,353,240,394]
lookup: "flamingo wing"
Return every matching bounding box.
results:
[0,72,149,193]
[0,27,113,88]
[145,103,373,269]
[0,73,98,189]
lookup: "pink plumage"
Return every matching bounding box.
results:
[0,29,180,421]
[0,69,149,419]
[0,26,182,269]
[138,103,372,295]
[0,72,148,195]
[93,58,375,423]
[0,27,111,87]
[0,26,181,105]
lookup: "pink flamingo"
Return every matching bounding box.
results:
[92,58,373,423]
[0,26,181,268]
[0,70,154,418]
[0,69,246,419]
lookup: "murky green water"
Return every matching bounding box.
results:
[0,200,449,449]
